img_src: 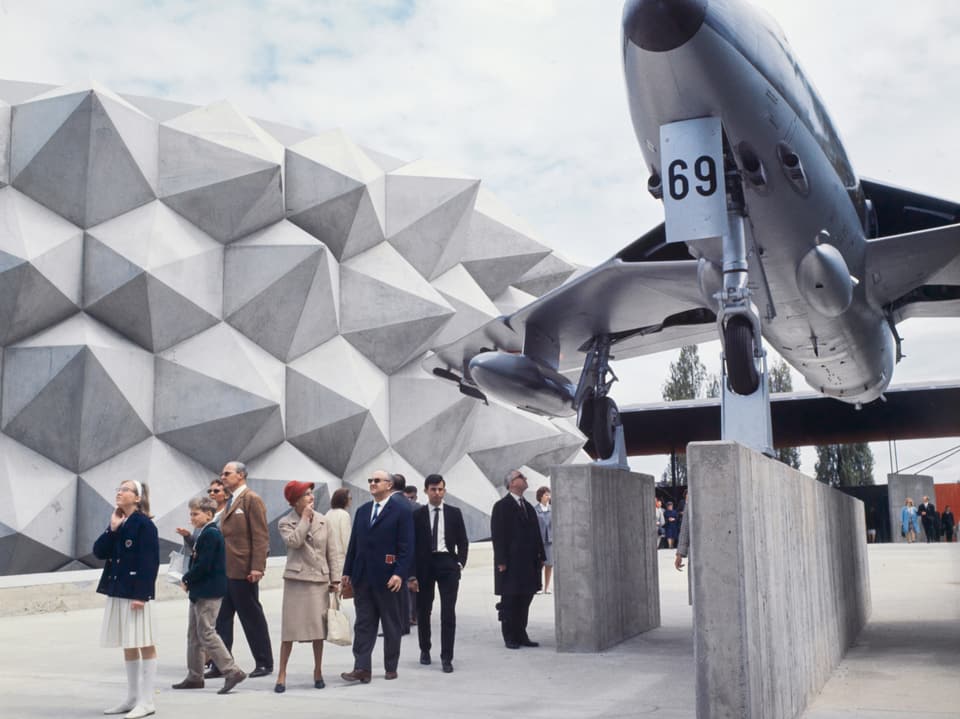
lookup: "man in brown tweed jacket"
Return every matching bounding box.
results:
[208,461,274,678]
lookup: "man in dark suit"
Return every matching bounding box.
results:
[410,474,469,673]
[210,461,274,678]
[918,496,936,542]
[491,468,545,649]
[340,469,415,683]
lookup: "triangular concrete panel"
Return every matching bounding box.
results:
[9,89,88,180]
[84,272,154,349]
[342,312,452,375]
[0,532,73,574]
[384,162,479,237]
[512,252,579,297]
[0,100,9,187]
[288,184,367,261]
[1,344,84,430]
[0,261,78,345]
[12,90,156,228]
[286,249,339,360]
[161,164,283,244]
[387,182,478,280]
[83,233,145,306]
[393,398,477,476]
[154,357,279,433]
[158,403,282,471]
[288,410,368,477]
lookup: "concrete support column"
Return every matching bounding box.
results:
[887,473,935,543]
[688,441,870,719]
[551,464,660,652]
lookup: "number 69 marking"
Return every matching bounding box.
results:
[668,155,718,200]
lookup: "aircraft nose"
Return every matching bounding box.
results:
[622,0,707,52]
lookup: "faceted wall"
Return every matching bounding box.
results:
[0,80,583,574]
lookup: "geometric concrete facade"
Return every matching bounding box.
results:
[0,79,582,574]
[887,473,935,543]
[688,442,871,719]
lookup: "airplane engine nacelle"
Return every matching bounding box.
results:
[468,351,576,417]
[796,243,855,318]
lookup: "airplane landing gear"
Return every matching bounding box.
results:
[723,314,760,395]
[575,336,628,468]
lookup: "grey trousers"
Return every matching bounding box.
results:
[187,597,237,680]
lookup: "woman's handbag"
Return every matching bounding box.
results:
[166,547,188,585]
[326,590,353,646]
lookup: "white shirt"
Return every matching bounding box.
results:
[429,501,446,552]
[370,501,384,523]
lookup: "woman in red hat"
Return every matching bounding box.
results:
[275,481,344,693]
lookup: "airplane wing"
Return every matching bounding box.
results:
[861,179,960,322]
[424,224,717,381]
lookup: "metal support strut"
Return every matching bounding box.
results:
[574,336,628,469]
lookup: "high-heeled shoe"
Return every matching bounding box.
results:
[274,682,285,693]
[314,678,325,689]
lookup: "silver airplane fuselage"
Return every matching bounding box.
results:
[623,0,894,403]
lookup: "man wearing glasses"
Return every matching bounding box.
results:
[491,469,545,650]
[208,461,274,679]
[340,469,415,684]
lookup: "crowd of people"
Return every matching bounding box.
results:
[93,462,550,718]
[901,496,956,543]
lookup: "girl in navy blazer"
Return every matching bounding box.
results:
[94,479,160,719]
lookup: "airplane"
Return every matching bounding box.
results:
[424,0,960,462]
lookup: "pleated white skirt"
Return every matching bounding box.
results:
[100,596,157,648]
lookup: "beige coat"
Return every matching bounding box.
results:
[278,509,344,584]
[324,507,352,562]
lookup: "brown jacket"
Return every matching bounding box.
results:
[278,509,344,584]
[220,486,269,580]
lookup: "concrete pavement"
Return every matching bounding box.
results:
[0,543,956,718]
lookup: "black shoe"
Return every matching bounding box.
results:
[204,666,223,679]
[249,666,273,678]
[274,683,285,694]
[419,651,431,665]
[519,639,540,647]
[314,678,325,689]
[504,641,520,649]
[442,661,453,673]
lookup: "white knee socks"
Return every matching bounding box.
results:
[139,658,157,709]
[103,659,139,714]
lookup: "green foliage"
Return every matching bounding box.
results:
[768,358,801,469]
[661,346,711,484]
[814,443,875,487]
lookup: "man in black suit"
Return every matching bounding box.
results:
[491,468,545,650]
[410,474,469,673]
[340,470,415,683]
[918,496,936,543]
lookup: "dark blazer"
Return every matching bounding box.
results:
[491,493,545,596]
[181,522,228,602]
[343,496,415,588]
[413,503,469,581]
[94,512,160,601]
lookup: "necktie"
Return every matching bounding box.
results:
[225,495,234,512]
[371,503,380,525]
[432,507,440,552]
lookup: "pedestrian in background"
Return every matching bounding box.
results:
[534,486,553,595]
[901,498,919,543]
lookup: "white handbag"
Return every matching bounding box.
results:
[326,591,352,646]
[166,548,188,585]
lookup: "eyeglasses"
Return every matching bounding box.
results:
[220,471,235,477]
[207,489,223,495]
[115,486,136,494]
[367,478,382,484]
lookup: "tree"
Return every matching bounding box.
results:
[661,346,711,485]
[768,359,801,470]
[814,444,875,487]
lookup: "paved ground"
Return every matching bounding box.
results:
[0,543,957,718]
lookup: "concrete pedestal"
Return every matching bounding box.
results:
[688,442,870,719]
[551,464,660,652]
[887,473,935,543]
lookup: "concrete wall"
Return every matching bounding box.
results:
[551,465,660,652]
[688,442,870,719]
[887,473,935,543]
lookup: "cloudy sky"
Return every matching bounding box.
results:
[1,0,957,482]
